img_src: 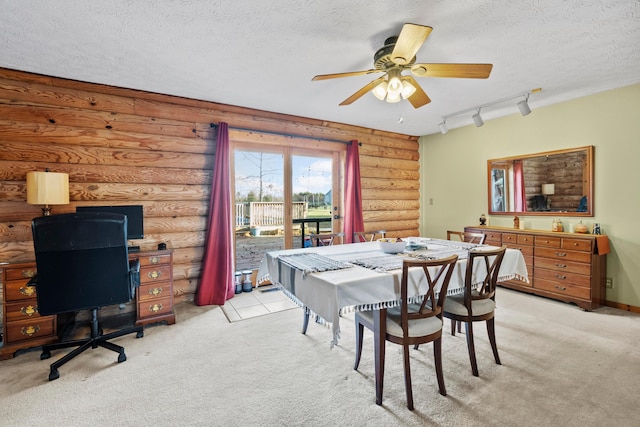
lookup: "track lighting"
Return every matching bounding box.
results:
[438,88,540,134]
[472,110,484,127]
[517,96,531,116]
[438,121,448,134]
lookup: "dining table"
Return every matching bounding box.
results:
[257,237,529,405]
[257,237,529,346]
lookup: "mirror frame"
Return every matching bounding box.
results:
[487,146,594,217]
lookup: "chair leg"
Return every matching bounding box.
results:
[450,318,457,336]
[486,318,501,365]
[402,344,414,410]
[457,320,462,334]
[354,320,364,370]
[464,321,479,376]
[433,337,447,396]
[301,307,310,334]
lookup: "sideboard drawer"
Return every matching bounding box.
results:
[534,278,591,300]
[535,247,592,263]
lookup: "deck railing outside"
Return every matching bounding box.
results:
[235,202,307,228]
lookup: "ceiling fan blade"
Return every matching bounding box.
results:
[312,69,382,81]
[339,76,386,106]
[411,63,493,78]
[390,23,433,65]
[404,76,431,108]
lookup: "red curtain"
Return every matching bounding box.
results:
[343,140,365,244]
[195,122,235,306]
[513,160,526,211]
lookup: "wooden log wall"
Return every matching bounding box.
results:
[0,67,420,304]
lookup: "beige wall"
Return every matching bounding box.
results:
[419,83,640,307]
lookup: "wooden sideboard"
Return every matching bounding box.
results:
[465,226,609,311]
[1,249,175,360]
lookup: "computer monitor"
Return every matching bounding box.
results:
[76,205,144,240]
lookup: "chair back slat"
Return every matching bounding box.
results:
[353,230,386,243]
[447,230,486,245]
[464,246,507,309]
[400,255,459,337]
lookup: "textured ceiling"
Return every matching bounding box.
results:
[1,0,639,136]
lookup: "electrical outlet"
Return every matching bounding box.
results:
[606,277,613,289]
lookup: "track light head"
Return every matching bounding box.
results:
[517,98,531,116]
[438,121,448,134]
[472,111,484,127]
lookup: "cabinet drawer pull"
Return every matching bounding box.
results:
[555,263,566,268]
[19,286,36,297]
[149,256,160,265]
[21,325,40,337]
[555,274,567,279]
[20,305,37,317]
[148,287,163,296]
[148,270,162,280]
[21,269,36,278]
[554,285,567,291]
[149,303,163,313]
[555,252,567,257]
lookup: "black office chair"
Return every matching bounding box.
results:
[29,212,144,381]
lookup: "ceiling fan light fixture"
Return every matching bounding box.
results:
[400,79,416,99]
[473,110,484,127]
[372,81,388,101]
[517,98,531,116]
[386,91,402,103]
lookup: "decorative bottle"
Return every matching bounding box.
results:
[552,218,558,232]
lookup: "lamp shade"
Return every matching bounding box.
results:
[541,184,555,195]
[27,171,69,205]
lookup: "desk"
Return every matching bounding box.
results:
[0,249,175,360]
[257,239,529,346]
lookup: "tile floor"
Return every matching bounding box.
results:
[221,285,299,322]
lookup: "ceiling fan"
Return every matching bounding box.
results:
[312,23,493,108]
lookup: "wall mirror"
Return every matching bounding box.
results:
[487,146,594,217]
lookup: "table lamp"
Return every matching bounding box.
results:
[541,183,555,210]
[26,169,69,216]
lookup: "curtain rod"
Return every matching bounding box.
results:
[209,123,362,146]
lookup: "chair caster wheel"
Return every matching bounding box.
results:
[118,352,127,363]
[41,350,51,360]
[136,330,144,338]
[49,369,60,381]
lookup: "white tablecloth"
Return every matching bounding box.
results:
[257,239,529,345]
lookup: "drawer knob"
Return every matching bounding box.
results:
[148,287,163,296]
[555,252,567,257]
[554,285,567,291]
[555,274,567,279]
[20,305,37,317]
[148,270,162,280]
[21,269,36,278]
[555,263,567,268]
[149,256,160,265]
[149,303,163,313]
[21,325,40,337]
[19,286,36,297]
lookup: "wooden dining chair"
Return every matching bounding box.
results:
[309,232,344,246]
[446,230,487,334]
[446,230,487,244]
[353,230,386,243]
[442,246,507,377]
[354,254,459,410]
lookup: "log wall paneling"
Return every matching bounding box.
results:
[0,67,420,305]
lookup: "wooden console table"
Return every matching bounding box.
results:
[465,226,609,311]
[0,249,175,360]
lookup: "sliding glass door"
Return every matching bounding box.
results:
[232,143,342,272]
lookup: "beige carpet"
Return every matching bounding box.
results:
[1,288,639,427]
